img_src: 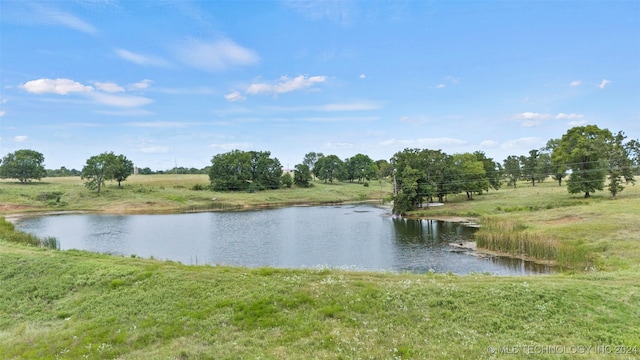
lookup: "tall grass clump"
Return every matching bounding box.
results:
[475,216,587,269]
[0,217,59,249]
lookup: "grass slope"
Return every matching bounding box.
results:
[1,242,639,359]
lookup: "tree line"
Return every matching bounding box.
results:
[1,125,639,206]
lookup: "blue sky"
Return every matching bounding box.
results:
[1,0,639,171]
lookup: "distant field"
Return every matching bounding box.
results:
[0,175,392,214]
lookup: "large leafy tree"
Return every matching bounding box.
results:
[543,138,567,186]
[552,125,613,198]
[503,155,521,188]
[606,131,636,199]
[344,153,377,183]
[0,149,47,183]
[451,153,488,200]
[302,152,324,179]
[81,152,118,193]
[474,151,502,190]
[112,154,134,188]
[293,164,312,187]
[314,155,346,184]
[208,150,282,191]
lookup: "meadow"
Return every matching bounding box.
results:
[1,175,639,359]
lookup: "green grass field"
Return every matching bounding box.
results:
[1,175,639,359]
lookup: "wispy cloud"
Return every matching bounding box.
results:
[127,121,197,128]
[283,0,354,25]
[379,137,468,148]
[94,82,124,93]
[209,142,252,150]
[139,144,170,154]
[598,79,611,89]
[174,38,259,72]
[514,112,584,127]
[115,49,170,67]
[266,101,380,112]
[247,75,327,95]
[30,3,97,34]
[555,113,584,120]
[88,92,153,108]
[14,135,28,142]
[324,142,353,149]
[479,140,498,148]
[225,91,246,102]
[501,137,543,150]
[0,110,5,118]
[129,79,153,90]
[570,80,582,87]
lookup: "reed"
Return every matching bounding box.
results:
[475,216,588,268]
[0,217,59,249]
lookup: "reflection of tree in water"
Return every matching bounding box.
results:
[391,218,476,245]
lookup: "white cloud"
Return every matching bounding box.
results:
[94,82,124,93]
[598,79,610,89]
[140,145,170,154]
[444,76,460,84]
[501,137,543,150]
[115,49,170,67]
[21,78,94,95]
[14,135,28,142]
[247,75,326,95]
[0,110,5,117]
[514,112,552,120]
[555,113,584,120]
[435,84,446,89]
[127,121,192,128]
[283,0,353,24]
[359,74,366,79]
[266,101,380,112]
[209,142,252,150]
[225,91,246,102]
[324,142,353,149]
[31,3,97,34]
[174,38,259,72]
[479,140,498,148]
[514,112,553,127]
[399,116,428,124]
[297,116,378,122]
[94,109,154,116]
[379,137,468,148]
[129,79,153,90]
[570,80,582,87]
[88,93,153,108]
[567,120,587,127]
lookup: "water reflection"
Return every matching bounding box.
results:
[14,205,553,275]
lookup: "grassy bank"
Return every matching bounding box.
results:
[411,178,640,271]
[1,241,639,359]
[0,175,392,214]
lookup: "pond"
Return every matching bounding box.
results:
[14,204,553,275]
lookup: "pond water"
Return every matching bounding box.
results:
[14,205,553,275]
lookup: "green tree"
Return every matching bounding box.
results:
[293,164,312,187]
[474,151,502,190]
[543,138,567,186]
[606,131,636,199]
[314,155,345,184]
[0,149,47,183]
[302,152,324,179]
[112,154,134,187]
[280,172,293,188]
[552,125,612,198]
[81,152,118,193]
[208,150,282,191]
[344,153,377,183]
[451,153,488,200]
[503,155,521,188]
